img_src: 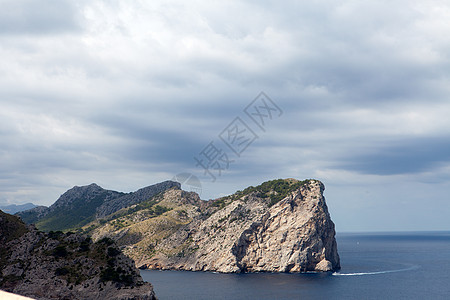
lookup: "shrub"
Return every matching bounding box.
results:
[78,237,91,252]
[97,237,114,246]
[48,231,64,240]
[53,245,68,258]
[79,242,90,252]
[107,247,121,257]
[55,267,69,276]
[212,198,227,209]
[154,205,170,216]
[230,179,311,207]
[100,266,134,286]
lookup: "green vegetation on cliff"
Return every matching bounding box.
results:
[226,178,312,206]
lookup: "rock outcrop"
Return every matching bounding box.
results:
[0,210,156,300]
[89,179,340,273]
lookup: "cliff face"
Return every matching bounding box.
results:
[90,179,340,273]
[0,210,156,300]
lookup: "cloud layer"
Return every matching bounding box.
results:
[1,0,450,231]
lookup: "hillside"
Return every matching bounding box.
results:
[0,210,156,299]
[83,178,340,273]
[17,181,180,232]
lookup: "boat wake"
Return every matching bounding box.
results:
[332,265,419,276]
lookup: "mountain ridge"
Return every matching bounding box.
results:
[0,203,37,214]
[17,181,180,232]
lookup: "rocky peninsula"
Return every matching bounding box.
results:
[87,179,340,273]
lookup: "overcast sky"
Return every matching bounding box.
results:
[1,0,449,231]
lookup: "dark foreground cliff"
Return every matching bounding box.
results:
[0,210,156,300]
[89,179,340,273]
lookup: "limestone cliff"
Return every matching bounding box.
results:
[89,179,340,273]
[0,210,156,300]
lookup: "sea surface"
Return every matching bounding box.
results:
[140,232,450,299]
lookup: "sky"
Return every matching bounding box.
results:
[1,0,449,232]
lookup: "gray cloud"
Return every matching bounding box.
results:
[1,0,450,231]
[336,137,450,175]
[0,0,81,35]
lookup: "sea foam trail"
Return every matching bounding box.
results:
[332,265,419,276]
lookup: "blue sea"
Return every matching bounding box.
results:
[140,232,450,299]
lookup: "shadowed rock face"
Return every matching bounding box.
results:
[92,179,340,273]
[0,210,156,300]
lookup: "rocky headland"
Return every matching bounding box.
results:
[86,179,340,273]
